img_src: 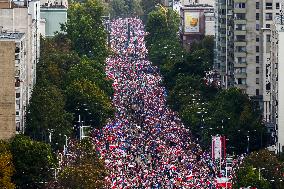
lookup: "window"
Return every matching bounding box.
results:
[256,78,260,84]
[256,24,260,31]
[16,93,20,98]
[267,34,271,42]
[256,56,260,63]
[256,2,260,9]
[16,111,19,116]
[236,35,246,42]
[15,78,21,87]
[256,13,259,20]
[276,3,280,9]
[16,122,20,131]
[235,13,246,20]
[236,46,246,52]
[235,3,246,8]
[237,57,246,64]
[237,78,246,85]
[256,67,260,74]
[256,36,259,42]
[266,13,273,20]
[256,89,260,96]
[16,99,20,110]
[235,24,246,31]
[256,46,260,52]
[266,2,273,10]
[266,24,271,28]
[235,67,246,73]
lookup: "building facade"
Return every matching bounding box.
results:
[0,0,40,137]
[180,3,215,49]
[215,0,281,133]
[40,0,68,37]
[0,32,27,138]
[277,29,284,152]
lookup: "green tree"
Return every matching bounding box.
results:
[238,150,284,189]
[62,0,109,62]
[141,0,161,21]
[146,6,180,48]
[0,141,15,189]
[10,135,56,189]
[25,84,73,148]
[64,57,113,96]
[48,139,107,189]
[110,0,143,18]
[37,35,81,89]
[233,165,271,189]
[65,79,114,129]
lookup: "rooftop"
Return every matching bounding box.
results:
[0,32,25,41]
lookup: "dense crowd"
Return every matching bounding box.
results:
[82,18,222,188]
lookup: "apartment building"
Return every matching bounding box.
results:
[0,0,40,137]
[278,29,284,152]
[215,0,281,132]
[0,32,27,139]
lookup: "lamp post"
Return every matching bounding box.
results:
[247,135,250,154]
[47,129,54,143]
[258,168,265,180]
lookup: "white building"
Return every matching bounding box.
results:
[278,30,284,152]
[0,0,40,134]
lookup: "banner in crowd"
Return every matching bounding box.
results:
[212,136,226,160]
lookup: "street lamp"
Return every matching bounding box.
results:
[247,135,250,154]
[258,168,265,180]
[47,129,54,143]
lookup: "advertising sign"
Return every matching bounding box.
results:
[184,12,200,33]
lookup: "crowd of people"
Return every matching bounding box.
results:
[85,18,223,188]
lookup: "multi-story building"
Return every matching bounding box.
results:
[277,28,284,152]
[0,0,40,137]
[215,0,281,133]
[180,2,215,49]
[40,0,68,37]
[214,0,234,89]
[0,32,27,139]
[274,1,284,152]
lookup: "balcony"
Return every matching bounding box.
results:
[234,19,246,25]
[234,63,247,67]
[234,30,246,35]
[235,84,247,90]
[234,72,247,78]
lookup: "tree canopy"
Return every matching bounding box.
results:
[233,149,284,189]
[10,135,56,189]
[109,0,143,18]
[62,0,109,62]
[0,141,15,189]
[26,0,113,146]
[47,139,107,189]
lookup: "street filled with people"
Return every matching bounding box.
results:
[88,18,224,188]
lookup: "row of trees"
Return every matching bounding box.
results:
[25,0,114,149]
[145,6,267,154]
[0,135,55,189]
[0,136,104,189]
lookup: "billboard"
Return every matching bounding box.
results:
[184,12,200,33]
